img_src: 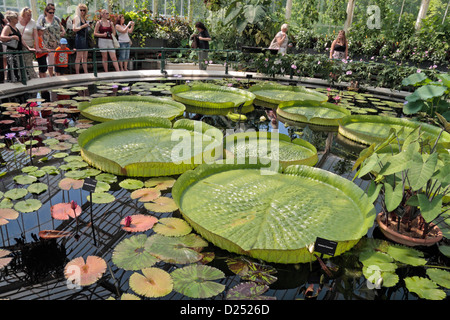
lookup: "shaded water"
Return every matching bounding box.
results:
[0,79,448,301]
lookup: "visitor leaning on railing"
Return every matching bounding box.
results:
[72,3,90,74]
[35,25,49,78]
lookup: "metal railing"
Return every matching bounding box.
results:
[0,46,241,86]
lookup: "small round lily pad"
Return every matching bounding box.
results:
[14,199,42,213]
[112,234,159,270]
[153,217,192,237]
[27,183,48,194]
[119,179,145,190]
[4,188,28,200]
[86,192,115,204]
[144,197,178,213]
[129,267,173,298]
[13,175,38,185]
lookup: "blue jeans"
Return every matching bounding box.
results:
[119,42,130,61]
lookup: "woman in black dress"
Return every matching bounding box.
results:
[72,4,90,74]
[194,22,211,70]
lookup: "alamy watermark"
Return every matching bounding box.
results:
[366,5,381,30]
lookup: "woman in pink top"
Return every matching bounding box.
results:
[94,9,119,72]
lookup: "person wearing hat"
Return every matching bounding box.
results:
[54,37,75,76]
[36,25,50,77]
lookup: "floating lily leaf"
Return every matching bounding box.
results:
[0,208,19,226]
[129,267,173,298]
[94,181,110,193]
[120,214,158,232]
[172,163,375,264]
[53,152,69,158]
[64,155,84,163]
[50,142,72,151]
[153,217,192,237]
[0,198,13,209]
[13,174,37,185]
[404,276,446,300]
[386,245,427,266]
[86,192,115,204]
[28,170,46,178]
[27,183,48,194]
[0,249,12,269]
[4,188,28,200]
[144,197,179,213]
[145,233,207,264]
[51,202,82,220]
[64,256,107,287]
[226,282,276,300]
[171,264,225,299]
[438,245,450,258]
[426,269,450,289]
[144,177,176,190]
[119,179,144,190]
[78,95,185,122]
[58,178,84,190]
[21,166,38,173]
[359,251,397,273]
[65,170,88,180]
[130,188,161,202]
[226,257,277,285]
[14,199,42,213]
[112,234,159,270]
[95,173,117,184]
[106,293,141,300]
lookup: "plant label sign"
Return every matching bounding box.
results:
[82,177,97,192]
[314,237,337,256]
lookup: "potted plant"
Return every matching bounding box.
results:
[353,125,449,246]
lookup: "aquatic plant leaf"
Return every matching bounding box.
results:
[359,251,397,272]
[120,214,158,232]
[144,197,178,213]
[4,188,28,200]
[153,217,192,237]
[78,95,185,122]
[21,166,38,173]
[64,155,84,163]
[58,178,84,190]
[129,267,173,298]
[145,234,207,264]
[38,230,72,239]
[0,208,19,226]
[28,170,46,178]
[112,234,159,270]
[438,245,450,258]
[86,192,115,204]
[404,276,446,300]
[14,199,42,213]
[172,163,375,264]
[51,202,82,220]
[171,264,225,299]
[130,188,161,202]
[65,170,88,180]
[94,181,110,193]
[13,174,37,185]
[0,249,12,269]
[64,256,107,287]
[144,177,176,190]
[95,173,117,184]
[386,245,427,266]
[226,282,276,300]
[426,269,450,289]
[27,183,48,194]
[0,198,13,209]
[226,257,277,285]
[119,179,144,190]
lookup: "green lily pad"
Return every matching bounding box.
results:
[95,173,117,184]
[153,217,192,237]
[53,152,69,158]
[171,264,225,299]
[21,166,38,173]
[14,199,42,213]
[119,179,144,190]
[94,181,110,193]
[226,282,276,300]
[426,269,450,289]
[0,199,13,209]
[129,267,173,298]
[65,170,88,180]
[27,183,48,194]
[404,276,446,300]
[4,188,28,200]
[86,192,115,204]
[144,197,179,213]
[386,245,427,266]
[112,234,159,270]
[145,233,207,264]
[13,175,38,185]
[144,177,176,190]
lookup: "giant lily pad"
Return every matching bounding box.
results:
[277,100,351,128]
[172,163,375,264]
[171,83,255,112]
[78,117,223,177]
[248,83,327,109]
[171,264,225,299]
[78,95,186,122]
[112,234,159,270]
[338,115,450,145]
[224,131,318,169]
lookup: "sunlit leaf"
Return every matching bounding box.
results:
[404,276,446,300]
[120,214,158,232]
[14,199,42,213]
[51,202,82,220]
[226,282,276,300]
[0,208,19,226]
[129,267,173,298]
[64,256,107,286]
[112,234,159,270]
[144,197,178,213]
[153,217,192,237]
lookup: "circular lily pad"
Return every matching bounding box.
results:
[4,188,28,200]
[14,199,42,213]
[13,174,38,185]
[172,163,375,264]
[58,178,84,190]
[130,188,161,202]
[78,117,223,177]
[78,95,186,122]
[224,131,318,169]
[120,214,158,232]
[144,197,179,213]
[112,234,159,270]
[51,202,82,220]
[64,256,107,287]
[0,208,19,226]
[171,264,225,299]
[129,267,173,298]
[119,179,144,190]
[153,217,192,237]
[144,177,176,190]
[86,192,115,204]
[27,183,48,194]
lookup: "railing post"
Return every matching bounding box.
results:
[225,51,229,75]
[160,48,165,73]
[93,48,97,77]
[19,52,27,85]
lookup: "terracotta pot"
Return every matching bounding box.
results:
[376,212,443,247]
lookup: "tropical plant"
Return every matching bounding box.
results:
[352,126,450,243]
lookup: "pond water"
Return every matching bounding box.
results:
[0,78,448,301]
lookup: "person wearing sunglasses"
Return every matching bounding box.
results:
[37,3,66,76]
[72,4,90,74]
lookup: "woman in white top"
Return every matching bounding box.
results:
[269,24,289,54]
[17,7,38,79]
[115,14,134,71]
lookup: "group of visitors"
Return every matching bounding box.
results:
[0,3,135,83]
